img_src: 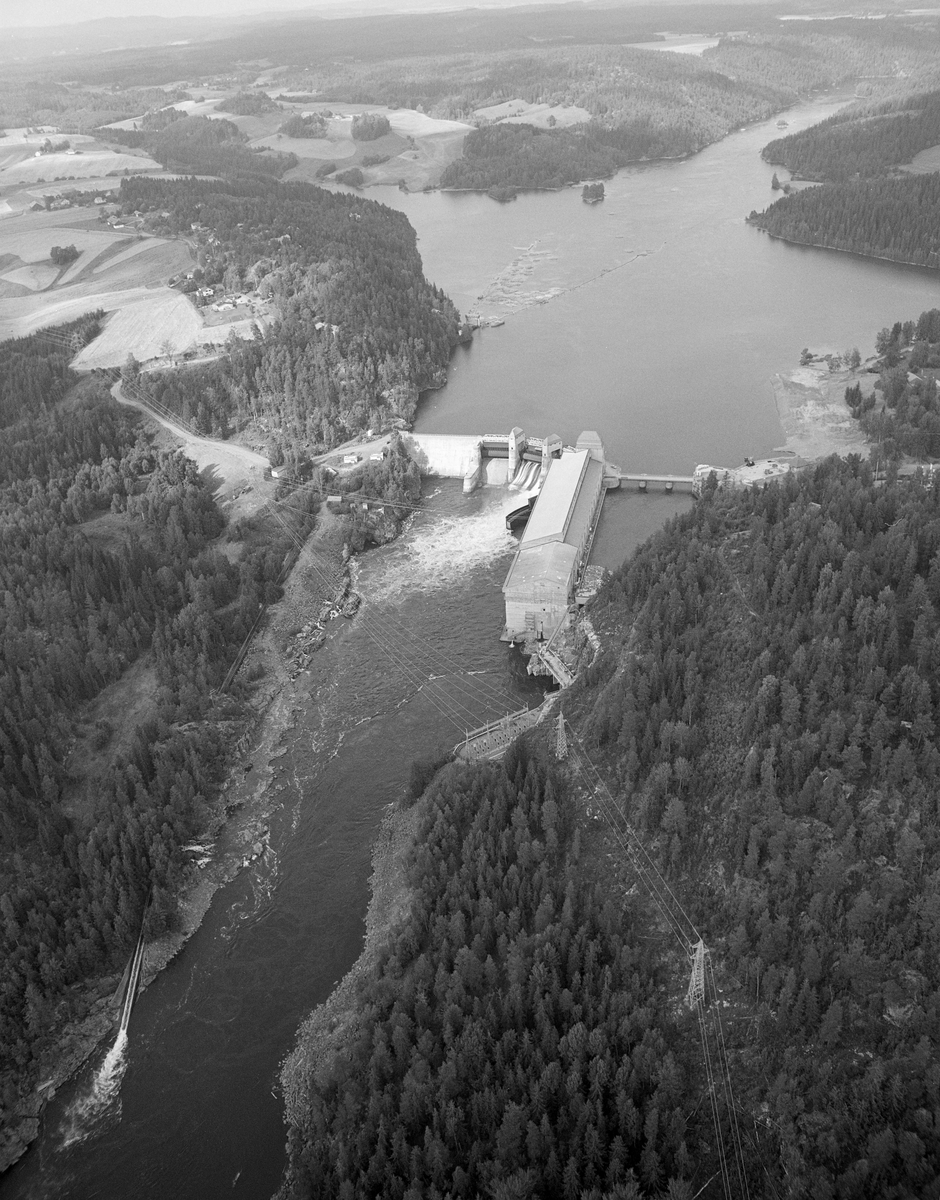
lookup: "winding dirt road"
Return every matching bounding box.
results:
[111,380,274,516]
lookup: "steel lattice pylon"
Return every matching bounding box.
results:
[555,711,568,760]
[686,939,707,1009]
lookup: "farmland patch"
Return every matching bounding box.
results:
[0,264,58,291]
[0,225,124,264]
[473,99,590,128]
[71,291,201,368]
[1,150,161,185]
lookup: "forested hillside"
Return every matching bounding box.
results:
[0,80,187,132]
[441,125,621,195]
[0,323,321,1164]
[761,89,940,181]
[281,750,717,1198]
[702,23,940,101]
[117,176,460,459]
[748,173,940,269]
[570,459,940,1197]
[282,458,940,1198]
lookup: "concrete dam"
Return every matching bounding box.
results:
[403,428,548,493]
[403,428,648,659]
[402,429,695,496]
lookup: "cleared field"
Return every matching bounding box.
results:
[72,291,201,368]
[0,129,97,148]
[196,317,259,347]
[1,150,161,184]
[24,177,123,198]
[93,238,166,273]
[59,244,107,285]
[364,130,469,190]
[387,111,472,138]
[251,133,355,160]
[103,97,226,130]
[0,272,185,341]
[0,285,146,340]
[902,145,940,174]
[0,226,126,264]
[1,264,58,291]
[474,99,590,128]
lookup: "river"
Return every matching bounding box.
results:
[4,95,940,1200]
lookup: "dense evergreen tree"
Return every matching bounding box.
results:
[120,175,460,456]
[218,91,280,116]
[564,459,940,1196]
[762,89,940,181]
[283,751,713,1199]
[0,328,322,1152]
[748,173,940,269]
[279,113,328,138]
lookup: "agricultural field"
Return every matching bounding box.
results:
[473,99,591,128]
[0,205,197,363]
[1,150,160,185]
[71,292,201,368]
[249,102,471,189]
[102,93,229,130]
[0,127,161,189]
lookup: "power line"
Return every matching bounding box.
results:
[561,717,753,1199]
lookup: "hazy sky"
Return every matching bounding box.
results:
[0,0,381,29]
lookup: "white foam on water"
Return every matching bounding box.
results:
[363,490,519,604]
[59,1029,128,1149]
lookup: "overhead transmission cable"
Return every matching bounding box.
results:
[561,717,752,1200]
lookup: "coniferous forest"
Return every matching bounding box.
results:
[577,459,940,1197]
[282,750,711,1199]
[117,176,460,461]
[748,173,940,269]
[0,321,322,1158]
[761,89,940,182]
[283,458,940,1199]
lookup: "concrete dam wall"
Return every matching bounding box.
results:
[403,433,510,489]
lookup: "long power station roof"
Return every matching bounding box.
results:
[503,449,605,601]
[519,450,591,548]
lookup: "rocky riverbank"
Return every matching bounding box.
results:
[0,509,351,1176]
[276,798,422,1197]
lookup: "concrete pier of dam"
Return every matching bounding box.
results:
[402,430,693,495]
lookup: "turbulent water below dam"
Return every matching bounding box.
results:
[6,92,940,1200]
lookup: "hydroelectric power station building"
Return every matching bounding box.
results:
[501,432,607,642]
